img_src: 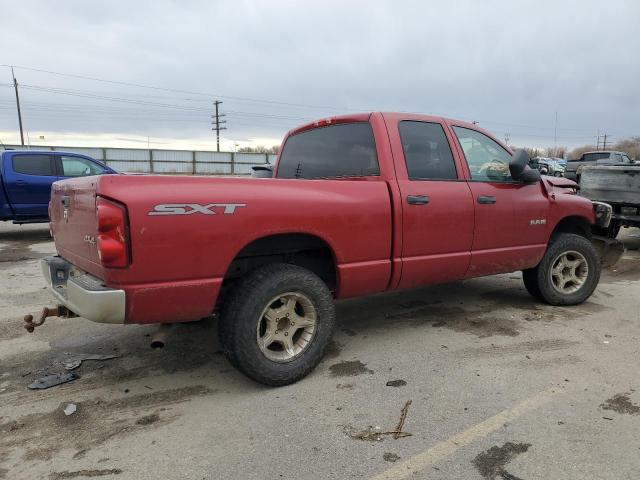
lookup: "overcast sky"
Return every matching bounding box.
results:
[1,0,639,151]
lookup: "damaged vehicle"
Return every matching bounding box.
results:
[33,113,616,385]
[579,163,640,238]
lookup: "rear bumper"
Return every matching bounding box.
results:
[41,256,126,324]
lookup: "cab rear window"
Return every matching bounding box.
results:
[276,122,379,179]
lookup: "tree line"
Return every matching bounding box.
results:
[520,136,640,160]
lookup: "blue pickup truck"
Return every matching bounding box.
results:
[0,150,116,224]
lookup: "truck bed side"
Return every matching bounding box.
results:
[50,174,393,323]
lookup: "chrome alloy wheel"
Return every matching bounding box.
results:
[256,292,317,362]
[550,250,589,294]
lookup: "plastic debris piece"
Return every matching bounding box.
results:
[64,403,77,416]
[27,372,79,390]
[63,354,118,370]
[386,379,407,387]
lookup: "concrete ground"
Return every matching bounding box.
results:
[1,222,639,480]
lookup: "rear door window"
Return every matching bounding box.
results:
[398,121,457,180]
[277,122,379,179]
[12,154,55,176]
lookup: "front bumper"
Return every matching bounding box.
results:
[41,256,126,324]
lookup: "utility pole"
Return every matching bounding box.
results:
[211,100,226,152]
[596,133,610,151]
[504,132,511,146]
[11,67,25,146]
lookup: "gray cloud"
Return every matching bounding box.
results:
[1,0,638,148]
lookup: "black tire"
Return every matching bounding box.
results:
[522,268,543,301]
[218,263,335,386]
[523,233,601,306]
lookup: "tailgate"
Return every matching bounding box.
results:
[50,176,105,278]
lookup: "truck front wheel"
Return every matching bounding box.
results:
[522,233,601,305]
[219,263,335,386]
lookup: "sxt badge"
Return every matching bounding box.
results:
[148,203,246,216]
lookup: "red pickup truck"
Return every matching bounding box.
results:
[39,112,613,385]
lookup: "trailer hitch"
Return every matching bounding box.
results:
[24,306,76,332]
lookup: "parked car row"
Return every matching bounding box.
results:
[529,156,566,177]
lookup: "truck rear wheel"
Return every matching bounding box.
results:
[219,263,335,386]
[523,233,601,306]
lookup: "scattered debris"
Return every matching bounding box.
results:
[63,354,118,371]
[600,393,640,415]
[386,379,407,387]
[393,400,412,439]
[472,442,531,479]
[344,400,413,442]
[49,468,123,479]
[602,417,613,421]
[344,425,386,442]
[336,383,354,390]
[72,449,88,460]
[383,452,400,462]
[63,404,77,416]
[136,414,159,426]
[28,372,79,390]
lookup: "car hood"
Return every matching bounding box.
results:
[543,176,577,188]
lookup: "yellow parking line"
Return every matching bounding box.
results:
[369,389,559,480]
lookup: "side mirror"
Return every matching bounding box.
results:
[517,167,542,183]
[509,149,541,183]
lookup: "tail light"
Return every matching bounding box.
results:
[96,197,130,268]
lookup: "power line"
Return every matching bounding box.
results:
[2,64,344,111]
[3,64,606,135]
[2,65,630,143]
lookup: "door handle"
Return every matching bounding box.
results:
[477,195,497,204]
[407,195,430,205]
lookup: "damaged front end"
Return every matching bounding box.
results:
[590,201,624,267]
